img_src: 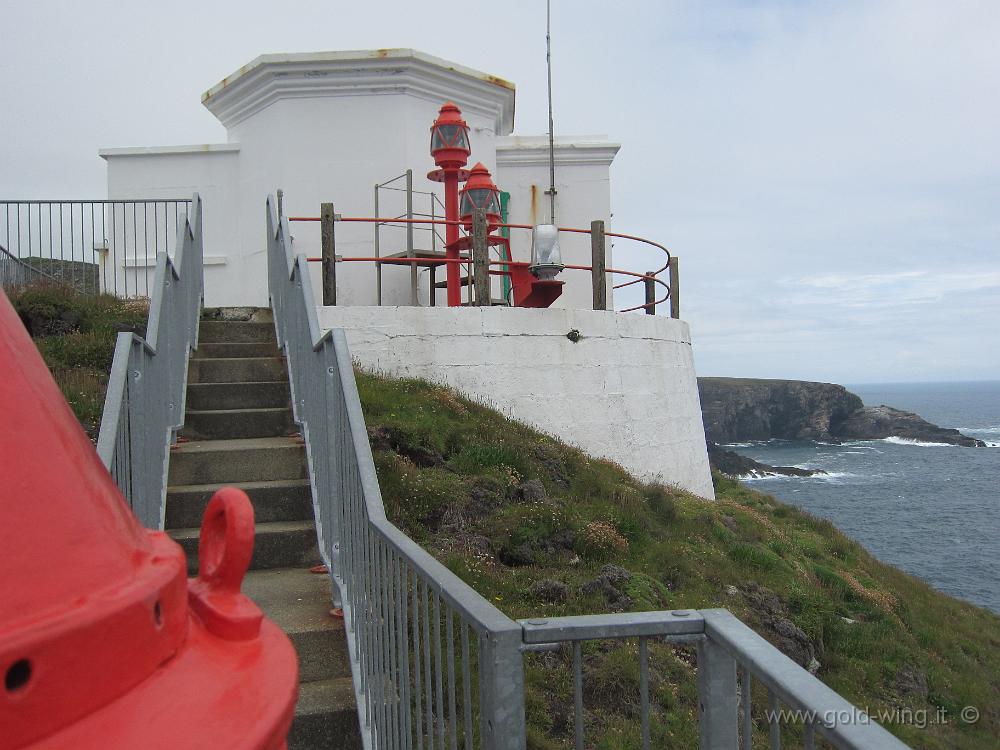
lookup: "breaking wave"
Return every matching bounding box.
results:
[882,437,956,448]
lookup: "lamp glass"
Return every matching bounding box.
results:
[530,224,563,280]
[431,124,470,152]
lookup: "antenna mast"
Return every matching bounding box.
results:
[545,0,557,223]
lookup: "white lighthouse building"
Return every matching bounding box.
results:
[100,49,715,498]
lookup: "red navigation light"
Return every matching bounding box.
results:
[430,101,471,170]
[459,162,501,230]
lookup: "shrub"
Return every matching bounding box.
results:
[576,521,629,561]
[644,484,678,523]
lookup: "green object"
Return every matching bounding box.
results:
[499,191,512,302]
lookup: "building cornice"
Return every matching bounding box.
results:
[496,136,620,168]
[201,49,516,134]
[99,144,239,159]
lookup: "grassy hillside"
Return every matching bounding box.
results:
[357,372,1000,750]
[6,283,148,438]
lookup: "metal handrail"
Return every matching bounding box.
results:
[1,198,192,297]
[518,609,910,750]
[267,195,525,750]
[96,194,203,529]
[289,214,672,313]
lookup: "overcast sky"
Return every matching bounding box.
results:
[2,0,997,384]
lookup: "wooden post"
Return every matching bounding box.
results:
[644,271,656,315]
[669,257,680,319]
[591,219,606,310]
[473,209,490,306]
[321,202,336,306]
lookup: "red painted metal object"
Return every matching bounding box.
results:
[427,101,472,307]
[458,162,502,232]
[0,291,298,750]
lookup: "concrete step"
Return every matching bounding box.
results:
[168,437,307,485]
[187,381,291,411]
[180,406,295,440]
[243,568,350,683]
[165,479,313,529]
[194,342,280,359]
[170,521,321,574]
[202,306,273,323]
[289,678,361,750]
[199,320,276,344]
[188,357,288,384]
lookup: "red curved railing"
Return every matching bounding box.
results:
[287,215,672,313]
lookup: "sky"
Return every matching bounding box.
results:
[2,0,997,384]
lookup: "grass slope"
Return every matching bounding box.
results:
[7,283,148,437]
[358,372,1000,750]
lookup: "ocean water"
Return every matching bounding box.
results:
[726,381,1000,614]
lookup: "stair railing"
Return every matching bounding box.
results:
[267,193,912,750]
[96,194,203,529]
[268,195,526,750]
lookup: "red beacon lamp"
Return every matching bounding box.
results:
[427,101,472,307]
[459,162,502,231]
[0,290,298,749]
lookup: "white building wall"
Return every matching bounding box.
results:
[318,305,715,499]
[101,145,239,304]
[227,92,501,308]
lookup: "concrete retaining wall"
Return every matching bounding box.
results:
[317,306,715,499]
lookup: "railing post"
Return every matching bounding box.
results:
[407,169,418,306]
[473,209,490,306]
[669,256,680,319]
[697,638,739,749]
[591,219,606,310]
[644,271,656,315]
[321,202,336,306]
[480,626,526,750]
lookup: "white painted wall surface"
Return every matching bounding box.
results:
[229,90,501,308]
[101,144,239,305]
[317,306,715,499]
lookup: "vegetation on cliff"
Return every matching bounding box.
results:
[359,372,999,750]
[6,283,148,438]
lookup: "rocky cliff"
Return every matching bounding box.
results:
[698,377,985,448]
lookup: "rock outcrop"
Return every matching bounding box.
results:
[698,378,986,448]
[835,405,984,447]
[698,378,863,444]
[706,442,825,478]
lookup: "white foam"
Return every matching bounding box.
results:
[882,437,956,448]
[739,471,855,482]
[956,426,1000,434]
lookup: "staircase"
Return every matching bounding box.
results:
[165,307,361,749]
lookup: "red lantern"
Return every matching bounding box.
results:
[429,101,471,170]
[459,162,501,230]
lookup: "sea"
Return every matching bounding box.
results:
[725,380,1000,615]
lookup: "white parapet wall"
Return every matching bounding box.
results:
[317,306,715,499]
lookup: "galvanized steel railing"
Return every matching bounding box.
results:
[268,195,525,750]
[1,199,191,297]
[96,195,203,529]
[266,192,911,750]
[519,609,910,750]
